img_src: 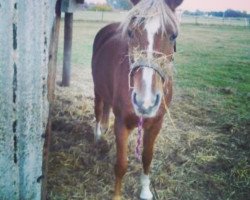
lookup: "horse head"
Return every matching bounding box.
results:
[122,0,183,118]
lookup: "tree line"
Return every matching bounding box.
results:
[184,9,250,18]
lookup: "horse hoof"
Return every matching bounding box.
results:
[140,188,153,200]
[140,197,153,200]
[94,134,100,143]
[94,138,99,144]
[112,195,121,200]
[101,126,109,134]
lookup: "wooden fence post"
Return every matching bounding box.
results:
[195,16,198,25]
[62,12,73,87]
[41,0,62,199]
[60,0,85,87]
[246,18,250,28]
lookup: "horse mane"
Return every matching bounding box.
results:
[120,0,179,36]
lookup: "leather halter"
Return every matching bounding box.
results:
[129,57,173,82]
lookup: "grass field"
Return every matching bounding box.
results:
[48,14,250,200]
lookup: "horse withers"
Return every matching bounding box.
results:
[91,0,183,199]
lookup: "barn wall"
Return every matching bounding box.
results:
[0,0,56,199]
[0,0,17,198]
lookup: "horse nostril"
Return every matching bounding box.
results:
[133,92,142,107]
[154,94,160,107]
[133,93,137,105]
[132,92,161,116]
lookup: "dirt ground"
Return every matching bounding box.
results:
[47,64,249,200]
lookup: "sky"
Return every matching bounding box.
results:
[180,0,250,12]
[85,0,250,12]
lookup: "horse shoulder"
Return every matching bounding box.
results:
[92,23,127,108]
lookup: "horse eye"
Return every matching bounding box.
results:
[139,17,145,24]
[170,33,178,42]
[131,16,137,21]
[127,29,134,38]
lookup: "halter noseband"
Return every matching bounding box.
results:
[129,55,173,83]
[130,58,167,81]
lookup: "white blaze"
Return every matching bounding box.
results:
[142,16,161,109]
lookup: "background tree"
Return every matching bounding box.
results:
[106,0,133,10]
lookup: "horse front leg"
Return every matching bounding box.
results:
[101,103,111,133]
[140,122,162,200]
[94,92,104,142]
[113,118,129,200]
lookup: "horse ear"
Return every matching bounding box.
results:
[130,0,140,5]
[165,0,183,11]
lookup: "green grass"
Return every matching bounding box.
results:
[176,25,250,124]
[58,20,104,67]
[173,24,250,200]
[53,18,250,200]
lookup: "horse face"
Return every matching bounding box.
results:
[127,15,176,118]
[131,67,163,118]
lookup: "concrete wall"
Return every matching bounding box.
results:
[0,0,56,199]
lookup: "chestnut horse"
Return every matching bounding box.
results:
[92,0,183,199]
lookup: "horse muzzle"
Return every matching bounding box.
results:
[132,91,161,118]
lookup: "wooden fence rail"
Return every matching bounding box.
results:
[70,11,250,27]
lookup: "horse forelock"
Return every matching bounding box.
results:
[119,0,179,37]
